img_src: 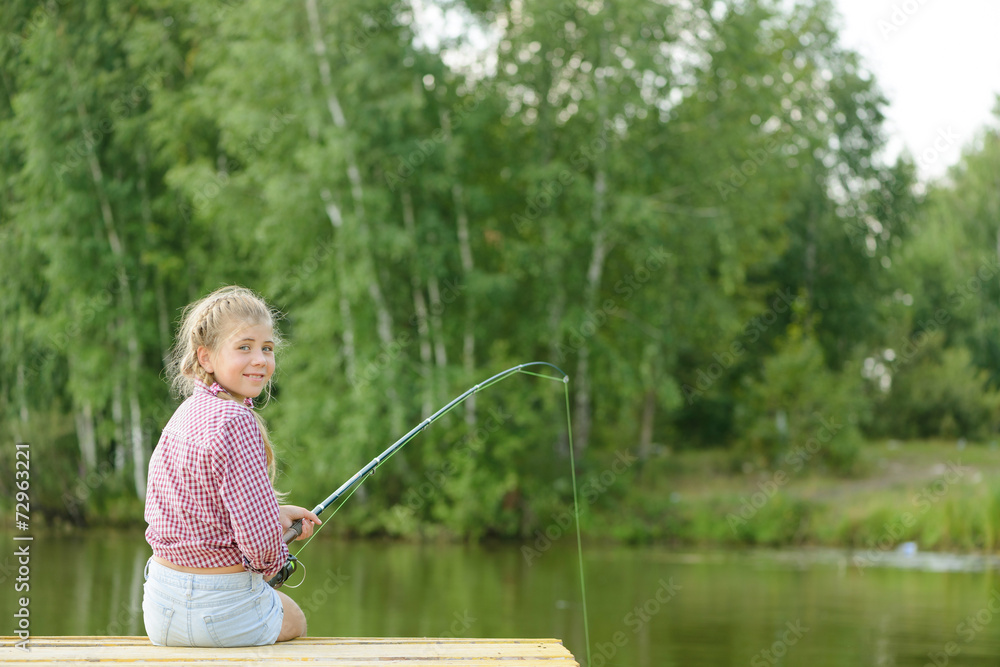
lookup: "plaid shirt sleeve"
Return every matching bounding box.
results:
[214,411,290,578]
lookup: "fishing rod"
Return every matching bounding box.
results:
[267,361,569,588]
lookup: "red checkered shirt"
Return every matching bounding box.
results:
[144,381,289,578]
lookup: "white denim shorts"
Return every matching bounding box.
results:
[142,557,283,647]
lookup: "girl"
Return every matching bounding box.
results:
[143,285,321,647]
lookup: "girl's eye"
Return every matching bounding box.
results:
[239,345,251,351]
[263,346,273,353]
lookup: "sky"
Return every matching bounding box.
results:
[832,0,1000,182]
[414,0,1000,183]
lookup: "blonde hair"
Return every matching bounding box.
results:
[166,285,284,486]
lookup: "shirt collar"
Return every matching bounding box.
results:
[195,379,254,408]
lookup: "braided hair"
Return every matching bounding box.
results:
[166,285,284,487]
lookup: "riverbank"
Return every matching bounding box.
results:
[610,439,1000,553]
[26,439,1000,555]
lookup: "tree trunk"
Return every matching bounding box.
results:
[995,226,1000,276]
[75,401,98,470]
[304,0,400,435]
[15,362,28,442]
[401,189,435,417]
[319,189,357,381]
[137,146,173,366]
[805,206,817,328]
[67,59,146,498]
[638,388,656,462]
[574,222,608,456]
[440,109,477,427]
[128,332,147,500]
[572,36,612,457]
[427,276,449,369]
[155,278,171,367]
[112,380,126,473]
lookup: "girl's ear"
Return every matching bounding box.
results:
[197,346,214,374]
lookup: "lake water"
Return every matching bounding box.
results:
[4,530,1000,665]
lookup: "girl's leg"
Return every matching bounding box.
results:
[275,590,308,642]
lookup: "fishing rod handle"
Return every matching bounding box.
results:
[282,518,303,544]
[267,554,297,588]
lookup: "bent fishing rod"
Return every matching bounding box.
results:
[267,361,569,588]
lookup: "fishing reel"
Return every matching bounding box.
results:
[266,554,298,589]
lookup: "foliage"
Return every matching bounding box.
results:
[869,334,1000,440]
[734,329,867,474]
[1,0,998,537]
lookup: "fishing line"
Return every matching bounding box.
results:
[275,362,592,665]
[564,377,592,667]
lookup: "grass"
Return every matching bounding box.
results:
[601,439,1000,553]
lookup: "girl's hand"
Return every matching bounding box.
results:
[278,505,322,541]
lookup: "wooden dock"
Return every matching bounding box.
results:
[0,636,579,665]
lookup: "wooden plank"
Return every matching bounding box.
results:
[12,636,563,646]
[0,637,579,666]
[4,639,571,659]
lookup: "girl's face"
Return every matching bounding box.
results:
[197,322,275,402]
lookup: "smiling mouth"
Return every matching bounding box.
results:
[245,374,265,380]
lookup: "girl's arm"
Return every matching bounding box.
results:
[216,412,290,578]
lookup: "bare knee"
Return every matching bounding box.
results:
[276,591,307,642]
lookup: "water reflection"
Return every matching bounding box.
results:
[5,531,1000,666]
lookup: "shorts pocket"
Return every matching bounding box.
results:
[142,595,174,646]
[204,597,268,647]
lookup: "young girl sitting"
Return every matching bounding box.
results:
[142,285,321,647]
